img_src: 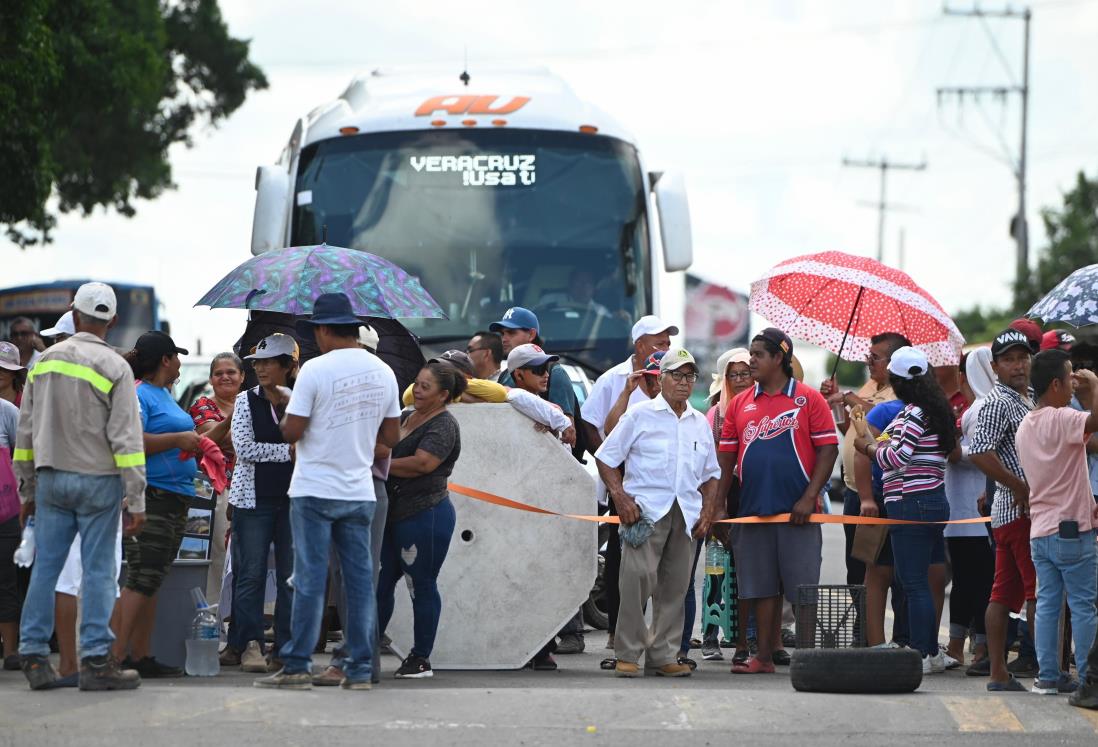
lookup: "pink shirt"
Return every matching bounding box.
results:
[1015,406,1094,539]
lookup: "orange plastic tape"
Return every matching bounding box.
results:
[447,482,992,526]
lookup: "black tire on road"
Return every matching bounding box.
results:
[790,648,923,694]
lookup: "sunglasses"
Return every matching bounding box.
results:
[520,363,551,376]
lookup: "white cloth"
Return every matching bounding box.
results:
[229,388,292,509]
[580,357,649,436]
[26,349,42,370]
[285,348,400,501]
[55,518,124,597]
[948,347,998,539]
[594,395,721,537]
[506,389,572,433]
[0,398,17,449]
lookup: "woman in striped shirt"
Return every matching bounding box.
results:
[852,346,959,674]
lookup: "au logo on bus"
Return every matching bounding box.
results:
[414,95,531,117]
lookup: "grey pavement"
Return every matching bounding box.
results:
[3,527,1097,745]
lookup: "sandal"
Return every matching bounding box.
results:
[599,657,617,671]
[731,656,776,674]
[987,675,1026,692]
[678,656,697,671]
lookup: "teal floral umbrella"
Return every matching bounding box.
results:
[195,244,447,319]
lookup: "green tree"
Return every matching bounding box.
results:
[953,168,1098,344]
[0,0,267,246]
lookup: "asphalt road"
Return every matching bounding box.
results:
[3,526,1096,746]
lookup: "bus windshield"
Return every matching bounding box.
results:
[290,128,651,374]
[0,282,157,350]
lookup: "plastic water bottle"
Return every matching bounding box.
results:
[185,588,220,677]
[704,538,727,575]
[13,517,35,567]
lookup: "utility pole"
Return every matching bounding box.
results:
[938,4,1031,295]
[898,227,906,272]
[842,156,927,262]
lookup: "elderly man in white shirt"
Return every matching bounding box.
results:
[595,348,721,678]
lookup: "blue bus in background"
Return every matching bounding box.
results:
[0,280,161,350]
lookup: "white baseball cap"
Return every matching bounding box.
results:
[245,333,300,361]
[72,282,117,321]
[507,343,558,371]
[358,324,379,352]
[41,310,75,338]
[661,347,697,373]
[631,315,679,343]
[887,346,929,380]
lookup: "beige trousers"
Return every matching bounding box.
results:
[615,502,693,667]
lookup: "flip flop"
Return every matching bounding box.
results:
[730,656,776,674]
[599,657,617,671]
[987,676,1026,692]
[39,672,79,690]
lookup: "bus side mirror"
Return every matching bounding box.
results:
[251,166,291,256]
[652,171,693,272]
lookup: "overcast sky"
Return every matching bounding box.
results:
[6,0,1098,362]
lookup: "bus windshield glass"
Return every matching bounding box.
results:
[290,128,651,374]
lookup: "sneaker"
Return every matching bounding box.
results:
[772,649,792,666]
[781,628,797,649]
[614,661,640,678]
[395,654,433,679]
[266,656,283,673]
[1069,683,1098,709]
[312,665,345,687]
[218,645,242,667]
[340,678,372,690]
[1032,675,1078,695]
[556,633,585,655]
[923,652,946,675]
[21,654,58,691]
[4,654,22,671]
[654,662,692,677]
[871,642,901,649]
[253,669,313,690]
[79,655,141,691]
[732,648,750,666]
[125,656,183,678]
[1007,655,1038,678]
[939,645,961,670]
[241,641,268,673]
[701,642,723,661]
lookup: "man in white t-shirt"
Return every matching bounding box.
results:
[255,293,401,691]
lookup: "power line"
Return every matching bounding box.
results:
[841,156,928,262]
[938,4,1032,295]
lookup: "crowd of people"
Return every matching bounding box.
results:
[0,282,1096,713]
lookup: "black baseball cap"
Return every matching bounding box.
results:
[991,328,1032,359]
[753,327,793,360]
[135,330,189,358]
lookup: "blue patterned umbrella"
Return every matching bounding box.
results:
[1026,264,1098,327]
[194,244,447,319]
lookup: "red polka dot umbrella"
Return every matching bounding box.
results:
[749,251,965,368]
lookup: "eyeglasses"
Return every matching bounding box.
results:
[667,371,699,384]
[726,371,752,381]
[521,364,550,376]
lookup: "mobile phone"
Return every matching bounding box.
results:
[1059,520,1080,539]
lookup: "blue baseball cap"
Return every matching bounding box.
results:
[489,306,539,334]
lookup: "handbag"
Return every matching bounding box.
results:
[0,447,20,524]
[851,523,889,565]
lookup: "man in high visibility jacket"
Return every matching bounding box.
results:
[13,282,148,692]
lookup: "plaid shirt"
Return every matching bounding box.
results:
[969,382,1035,528]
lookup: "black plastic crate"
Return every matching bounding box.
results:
[795,584,866,649]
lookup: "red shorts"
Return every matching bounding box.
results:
[989,516,1037,612]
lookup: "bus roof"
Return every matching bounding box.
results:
[300,67,636,149]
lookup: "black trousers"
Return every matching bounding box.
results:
[946,536,995,638]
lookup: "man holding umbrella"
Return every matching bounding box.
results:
[256,293,402,691]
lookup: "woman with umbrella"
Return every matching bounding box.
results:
[852,347,959,675]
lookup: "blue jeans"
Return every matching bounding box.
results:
[229,497,293,654]
[377,498,456,659]
[279,497,376,682]
[886,490,949,657]
[1030,530,1098,683]
[19,470,122,659]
